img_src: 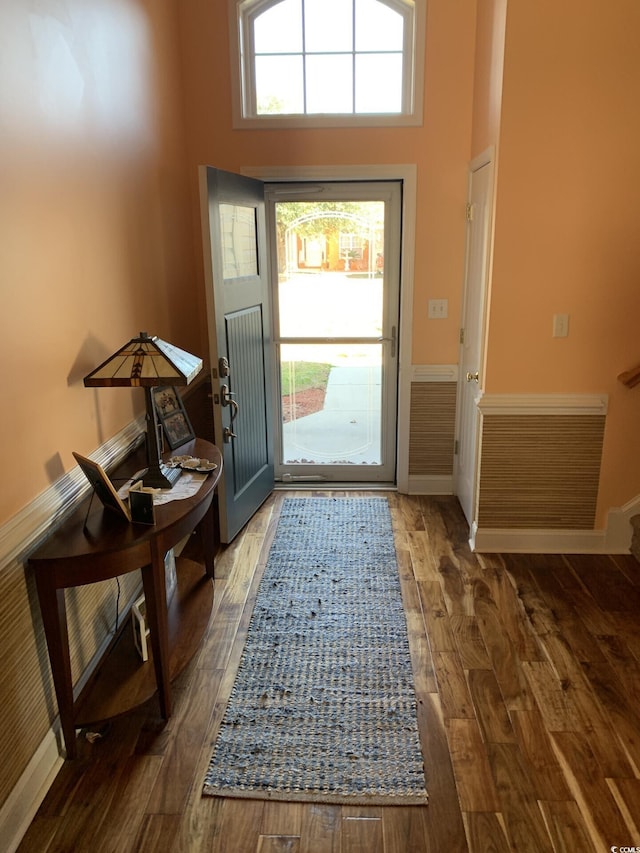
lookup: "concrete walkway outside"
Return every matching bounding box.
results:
[282,365,381,465]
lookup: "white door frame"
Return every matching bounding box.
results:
[243,164,416,491]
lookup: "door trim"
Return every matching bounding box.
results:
[243,164,417,492]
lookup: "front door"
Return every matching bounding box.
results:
[199,167,274,542]
[265,181,401,484]
[455,152,494,528]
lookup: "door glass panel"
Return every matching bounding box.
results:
[281,343,382,465]
[274,194,393,476]
[220,204,258,278]
[277,200,384,337]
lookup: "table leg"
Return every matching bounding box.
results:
[35,579,78,759]
[141,545,171,720]
[200,501,216,579]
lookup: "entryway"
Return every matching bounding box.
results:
[200,166,415,542]
[265,180,402,484]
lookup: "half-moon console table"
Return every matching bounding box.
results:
[30,438,222,759]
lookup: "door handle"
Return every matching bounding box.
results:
[378,325,397,357]
[220,384,239,422]
[466,371,479,383]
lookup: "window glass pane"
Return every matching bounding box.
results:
[256,55,304,114]
[355,0,403,51]
[276,199,384,336]
[306,54,353,113]
[355,53,402,113]
[305,0,353,53]
[220,205,258,279]
[279,269,383,337]
[254,0,302,53]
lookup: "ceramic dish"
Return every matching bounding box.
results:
[168,455,218,474]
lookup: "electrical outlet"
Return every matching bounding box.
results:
[428,299,448,319]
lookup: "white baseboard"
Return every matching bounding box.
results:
[470,527,613,554]
[406,475,453,495]
[604,494,640,552]
[0,729,63,853]
[470,495,640,554]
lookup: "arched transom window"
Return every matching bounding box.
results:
[232,0,423,127]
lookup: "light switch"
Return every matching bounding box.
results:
[428,299,448,319]
[553,314,569,338]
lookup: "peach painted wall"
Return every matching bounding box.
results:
[470,0,507,157]
[0,0,198,525]
[177,0,477,368]
[485,0,640,522]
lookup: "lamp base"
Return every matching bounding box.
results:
[142,463,182,490]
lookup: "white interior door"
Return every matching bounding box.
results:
[455,152,494,527]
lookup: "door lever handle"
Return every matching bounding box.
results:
[377,325,397,357]
[220,384,240,422]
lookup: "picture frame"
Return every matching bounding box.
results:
[152,386,195,450]
[128,482,156,525]
[73,451,131,521]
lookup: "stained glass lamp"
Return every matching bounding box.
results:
[83,332,203,488]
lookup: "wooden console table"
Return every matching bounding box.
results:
[29,438,222,759]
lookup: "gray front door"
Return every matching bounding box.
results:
[199,167,274,542]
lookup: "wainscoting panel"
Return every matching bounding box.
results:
[0,420,144,850]
[477,413,606,529]
[409,382,457,476]
[407,367,458,495]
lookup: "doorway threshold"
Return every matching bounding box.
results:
[274,482,397,491]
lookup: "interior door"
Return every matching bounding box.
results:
[199,166,274,543]
[455,154,494,528]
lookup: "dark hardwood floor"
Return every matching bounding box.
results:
[19,491,640,852]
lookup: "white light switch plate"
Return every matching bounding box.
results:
[553,314,569,337]
[428,299,448,319]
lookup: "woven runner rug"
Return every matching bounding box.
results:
[203,497,427,805]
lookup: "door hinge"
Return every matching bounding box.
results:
[459,328,465,345]
[454,439,459,455]
[465,202,474,222]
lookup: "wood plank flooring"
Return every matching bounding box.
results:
[18,492,640,852]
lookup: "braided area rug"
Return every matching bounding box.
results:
[203,497,427,805]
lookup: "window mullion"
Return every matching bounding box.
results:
[352,0,356,114]
[301,0,307,114]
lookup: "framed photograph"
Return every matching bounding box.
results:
[128,482,156,525]
[73,451,131,521]
[152,386,195,450]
